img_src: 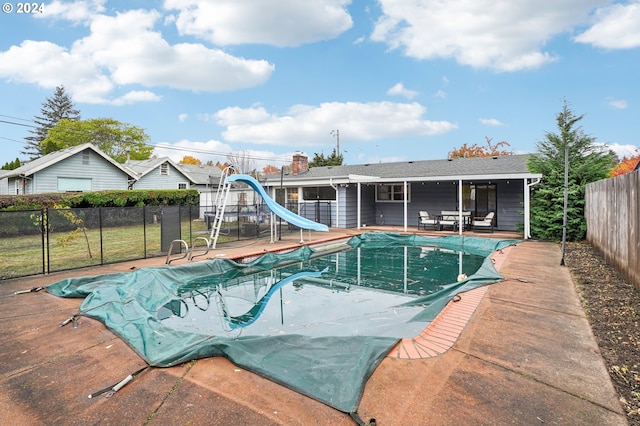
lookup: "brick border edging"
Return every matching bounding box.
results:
[387,246,512,359]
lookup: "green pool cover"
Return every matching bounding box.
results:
[47,232,519,415]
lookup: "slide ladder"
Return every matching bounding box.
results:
[188,166,234,261]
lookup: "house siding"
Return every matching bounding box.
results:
[343,185,376,228]
[34,149,129,193]
[134,163,189,190]
[0,177,8,194]
[334,180,523,231]
[495,180,524,231]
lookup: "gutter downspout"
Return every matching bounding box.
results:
[524,178,541,239]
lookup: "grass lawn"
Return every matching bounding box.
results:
[0,219,211,279]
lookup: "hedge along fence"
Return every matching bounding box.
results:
[585,171,640,291]
[0,189,200,210]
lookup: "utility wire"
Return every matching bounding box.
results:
[0,112,295,165]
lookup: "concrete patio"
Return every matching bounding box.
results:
[0,228,627,425]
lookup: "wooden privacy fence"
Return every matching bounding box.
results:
[585,171,640,290]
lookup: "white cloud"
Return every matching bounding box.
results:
[178,113,188,123]
[433,90,447,99]
[34,0,106,23]
[0,8,274,104]
[574,2,640,49]
[598,143,639,159]
[153,139,234,163]
[73,10,275,93]
[0,40,114,102]
[608,99,629,109]
[153,139,293,170]
[164,0,353,47]
[387,82,419,99]
[371,0,608,71]
[479,118,504,126]
[213,101,457,147]
[111,90,161,106]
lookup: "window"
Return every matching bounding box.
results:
[82,151,90,165]
[57,177,92,192]
[302,186,336,201]
[177,182,188,189]
[160,163,169,176]
[276,188,300,206]
[375,183,410,202]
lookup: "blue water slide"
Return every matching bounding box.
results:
[221,269,328,329]
[225,174,329,232]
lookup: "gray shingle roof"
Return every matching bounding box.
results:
[176,164,223,185]
[3,143,135,179]
[126,159,223,185]
[267,154,538,184]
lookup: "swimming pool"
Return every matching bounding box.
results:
[46,232,519,414]
[159,243,486,339]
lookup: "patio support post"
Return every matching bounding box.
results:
[524,180,529,239]
[403,180,408,232]
[458,179,463,235]
[357,181,362,230]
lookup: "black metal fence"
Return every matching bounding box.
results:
[0,202,332,281]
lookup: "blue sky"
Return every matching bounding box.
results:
[1,0,639,171]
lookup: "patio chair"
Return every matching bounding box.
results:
[472,212,495,233]
[439,210,459,231]
[418,211,439,230]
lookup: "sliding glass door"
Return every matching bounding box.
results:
[462,184,496,219]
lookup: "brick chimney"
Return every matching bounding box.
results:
[291,152,309,175]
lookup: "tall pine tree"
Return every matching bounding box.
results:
[527,100,616,241]
[23,86,80,160]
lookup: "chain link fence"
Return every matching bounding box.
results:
[0,202,332,281]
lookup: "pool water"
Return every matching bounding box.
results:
[158,245,485,339]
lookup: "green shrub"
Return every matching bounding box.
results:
[0,189,200,211]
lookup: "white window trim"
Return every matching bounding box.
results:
[160,163,169,176]
[375,183,411,203]
[177,182,189,189]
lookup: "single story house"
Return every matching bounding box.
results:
[0,143,136,195]
[261,153,542,238]
[0,143,259,220]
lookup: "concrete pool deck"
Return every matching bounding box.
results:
[0,228,627,425]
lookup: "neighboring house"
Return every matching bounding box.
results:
[0,170,9,194]
[261,153,542,238]
[0,143,246,219]
[0,143,135,195]
[126,158,195,191]
[173,163,224,217]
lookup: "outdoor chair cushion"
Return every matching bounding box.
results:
[472,212,495,232]
[418,211,439,230]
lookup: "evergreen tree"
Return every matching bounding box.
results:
[1,157,22,170]
[23,86,80,159]
[527,101,616,241]
[309,148,344,167]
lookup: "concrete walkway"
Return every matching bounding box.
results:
[0,231,627,425]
